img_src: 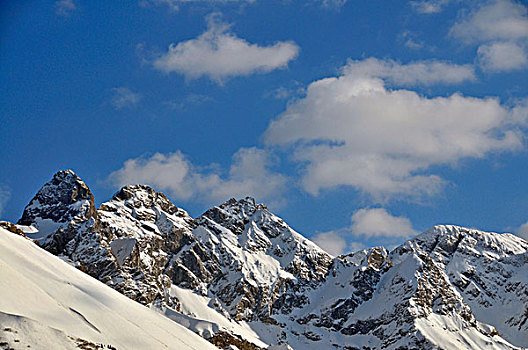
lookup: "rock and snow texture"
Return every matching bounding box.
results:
[17,170,97,242]
[6,170,528,349]
[0,228,217,350]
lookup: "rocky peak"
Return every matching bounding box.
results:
[105,184,189,219]
[18,170,97,227]
[200,197,264,235]
[393,224,528,261]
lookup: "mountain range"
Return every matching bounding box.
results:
[1,170,527,350]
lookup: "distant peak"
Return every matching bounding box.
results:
[393,224,528,260]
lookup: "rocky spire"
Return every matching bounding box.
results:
[18,170,97,227]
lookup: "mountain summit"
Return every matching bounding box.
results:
[5,170,528,349]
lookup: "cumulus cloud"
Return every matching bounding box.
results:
[350,208,419,237]
[111,87,142,110]
[312,231,348,256]
[450,0,528,44]
[342,58,475,86]
[478,41,528,72]
[153,14,299,83]
[312,208,417,255]
[264,60,527,200]
[55,0,76,16]
[450,0,528,73]
[410,0,449,14]
[107,147,287,205]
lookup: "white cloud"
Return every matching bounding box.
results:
[111,87,142,110]
[264,60,527,200]
[450,0,528,74]
[450,0,528,44]
[311,208,417,255]
[108,147,287,206]
[347,240,366,253]
[153,14,299,83]
[342,58,475,86]
[516,221,528,240]
[312,231,348,256]
[0,186,10,218]
[350,208,419,237]
[478,41,528,72]
[411,0,449,14]
[55,0,76,16]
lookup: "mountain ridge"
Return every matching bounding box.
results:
[3,169,528,350]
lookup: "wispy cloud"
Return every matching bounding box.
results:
[515,220,528,240]
[139,0,256,12]
[410,0,449,14]
[265,82,305,100]
[153,13,299,83]
[342,58,475,86]
[111,87,142,110]
[164,94,214,110]
[55,0,76,16]
[399,31,425,50]
[0,186,11,218]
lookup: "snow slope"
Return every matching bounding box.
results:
[0,228,217,350]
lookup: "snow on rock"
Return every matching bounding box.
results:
[11,170,528,350]
[110,237,137,266]
[0,228,217,350]
[393,225,528,346]
[17,170,97,244]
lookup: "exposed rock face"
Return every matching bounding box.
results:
[18,170,97,227]
[16,170,528,350]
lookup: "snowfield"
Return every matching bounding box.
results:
[0,228,217,350]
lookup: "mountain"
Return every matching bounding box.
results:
[3,169,528,350]
[0,226,218,350]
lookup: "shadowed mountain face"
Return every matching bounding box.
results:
[13,170,528,349]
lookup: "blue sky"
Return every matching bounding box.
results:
[1,0,528,254]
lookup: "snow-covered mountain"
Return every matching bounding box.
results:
[2,170,528,350]
[0,226,218,350]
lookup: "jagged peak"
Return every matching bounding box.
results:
[112,184,157,201]
[18,169,96,226]
[200,197,283,238]
[393,224,528,260]
[217,196,268,214]
[106,184,188,218]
